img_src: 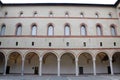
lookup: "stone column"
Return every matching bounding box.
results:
[3,55,8,75]
[75,58,78,76]
[93,58,96,75]
[57,58,60,76]
[21,57,25,76]
[109,58,114,75]
[39,58,42,76]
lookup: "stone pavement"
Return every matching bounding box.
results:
[0,74,120,80]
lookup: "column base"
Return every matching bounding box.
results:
[3,73,6,76]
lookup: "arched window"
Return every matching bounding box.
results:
[95,13,99,18]
[48,24,54,36]
[109,13,112,18]
[80,12,84,17]
[4,12,8,17]
[80,25,86,36]
[65,24,70,36]
[16,24,22,36]
[96,25,102,36]
[65,12,69,17]
[49,12,53,17]
[31,24,37,36]
[0,24,6,36]
[34,11,37,17]
[111,25,116,36]
[19,11,23,17]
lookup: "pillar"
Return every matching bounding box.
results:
[93,58,96,75]
[21,57,25,76]
[75,58,78,76]
[39,57,42,76]
[3,55,8,75]
[57,58,60,76]
[109,58,114,75]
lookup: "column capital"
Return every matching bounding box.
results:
[22,57,25,61]
[109,58,112,61]
[39,57,42,62]
[93,58,96,61]
[75,58,78,62]
[5,54,9,61]
[57,58,61,62]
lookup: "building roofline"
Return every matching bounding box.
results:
[1,3,115,7]
[114,0,120,7]
[0,0,118,7]
[0,0,3,5]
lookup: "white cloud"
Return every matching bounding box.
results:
[1,0,118,4]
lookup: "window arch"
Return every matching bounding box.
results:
[96,24,102,36]
[16,24,22,36]
[31,24,37,36]
[110,25,116,36]
[0,24,6,36]
[80,24,87,36]
[64,24,70,36]
[48,24,54,36]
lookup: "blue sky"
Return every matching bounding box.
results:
[1,0,118,4]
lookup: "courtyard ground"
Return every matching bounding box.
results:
[0,74,120,80]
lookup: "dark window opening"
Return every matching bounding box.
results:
[49,42,51,47]
[4,12,8,17]
[66,42,69,46]
[0,42,1,46]
[32,42,34,46]
[100,42,102,46]
[114,42,116,46]
[16,42,18,46]
[83,42,86,47]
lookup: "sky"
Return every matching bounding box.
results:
[1,0,118,4]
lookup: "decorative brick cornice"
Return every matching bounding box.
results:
[0,35,120,38]
[0,17,119,20]
[0,48,120,50]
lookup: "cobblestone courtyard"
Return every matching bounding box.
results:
[0,75,120,80]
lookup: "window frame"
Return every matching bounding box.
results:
[31,24,37,36]
[65,11,69,17]
[16,24,22,36]
[110,25,117,36]
[96,24,103,36]
[47,24,54,36]
[80,24,87,36]
[49,11,53,17]
[0,24,6,36]
[95,13,99,18]
[64,24,71,36]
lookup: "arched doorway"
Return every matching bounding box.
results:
[42,52,57,75]
[112,52,120,74]
[61,53,75,75]
[96,52,109,74]
[0,52,5,74]
[24,52,39,75]
[78,53,93,75]
[7,52,22,74]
